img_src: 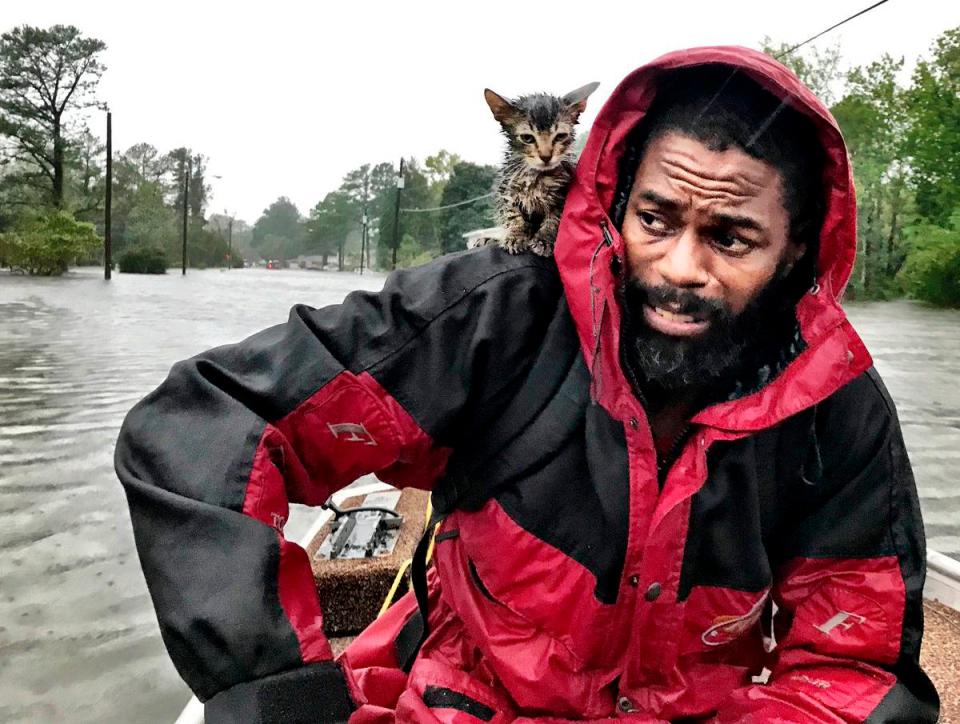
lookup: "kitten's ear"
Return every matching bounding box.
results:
[563,82,600,122]
[484,88,517,123]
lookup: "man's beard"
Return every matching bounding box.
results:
[622,263,799,393]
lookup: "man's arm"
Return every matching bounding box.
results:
[712,369,940,723]
[114,250,561,720]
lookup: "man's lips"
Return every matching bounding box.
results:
[642,303,711,337]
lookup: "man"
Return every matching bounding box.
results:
[116,47,940,722]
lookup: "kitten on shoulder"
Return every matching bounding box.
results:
[480,82,599,257]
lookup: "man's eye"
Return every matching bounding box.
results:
[713,234,752,255]
[638,211,667,233]
[519,134,536,144]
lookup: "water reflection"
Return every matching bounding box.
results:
[0,268,386,723]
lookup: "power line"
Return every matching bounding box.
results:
[401,192,494,214]
[696,0,894,136]
[775,0,891,60]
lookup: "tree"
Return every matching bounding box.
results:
[898,210,960,307]
[305,190,355,269]
[424,150,462,186]
[0,25,106,208]
[339,164,373,267]
[905,27,960,226]
[761,38,843,105]
[438,161,496,253]
[365,162,399,269]
[165,147,208,225]
[377,159,434,268]
[252,196,303,261]
[208,214,253,265]
[832,54,911,297]
[69,125,104,215]
[124,142,169,186]
[126,181,179,257]
[187,153,209,224]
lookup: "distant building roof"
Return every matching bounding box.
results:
[463,227,505,240]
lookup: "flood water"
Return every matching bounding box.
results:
[1,266,958,723]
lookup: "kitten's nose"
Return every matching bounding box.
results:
[539,153,552,164]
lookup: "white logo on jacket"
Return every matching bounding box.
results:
[815,611,867,636]
[701,592,770,647]
[327,422,378,446]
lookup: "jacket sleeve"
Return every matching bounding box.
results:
[114,250,561,721]
[712,369,940,723]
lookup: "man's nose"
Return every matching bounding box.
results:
[656,229,709,288]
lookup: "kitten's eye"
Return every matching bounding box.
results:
[554,133,569,143]
[519,134,536,144]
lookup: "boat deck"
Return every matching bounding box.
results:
[923,599,960,722]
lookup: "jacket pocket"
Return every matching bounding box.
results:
[467,558,503,606]
[397,657,515,723]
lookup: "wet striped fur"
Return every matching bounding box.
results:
[482,83,599,256]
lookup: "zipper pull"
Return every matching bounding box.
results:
[599,218,614,247]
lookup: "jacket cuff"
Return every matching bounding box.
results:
[204,661,355,724]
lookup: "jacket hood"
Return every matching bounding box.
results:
[554,46,872,432]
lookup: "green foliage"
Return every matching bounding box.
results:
[395,233,435,269]
[439,161,496,253]
[904,28,960,226]
[118,245,168,274]
[188,227,230,269]
[898,211,960,307]
[0,25,106,208]
[832,54,911,299]
[423,150,462,185]
[377,159,437,267]
[252,197,303,261]
[763,28,958,302]
[126,181,179,252]
[367,154,494,269]
[305,190,356,269]
[761,37,843,105]
[207,213,251,266]
[0,209,100,275]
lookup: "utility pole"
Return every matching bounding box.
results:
[359,170,370,275]
[360,210,367,275]
[224,208,234,269]
[104,111,112,280]
[181,155,191,275]
[391,157,404,270]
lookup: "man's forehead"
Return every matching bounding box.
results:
[631,132,786,214]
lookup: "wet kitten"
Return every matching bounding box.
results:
[481,82,599,256]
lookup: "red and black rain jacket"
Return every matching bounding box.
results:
[116,46,939,723]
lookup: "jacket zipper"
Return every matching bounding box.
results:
[603,216,693,477]
[599,218,615,247]
[657,424,692,475]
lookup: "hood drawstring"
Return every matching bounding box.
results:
[801,403,824,485]
[588,221,615,401]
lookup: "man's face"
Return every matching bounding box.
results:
[620,132,806,389]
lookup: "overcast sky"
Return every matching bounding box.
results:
[4,1,957,223]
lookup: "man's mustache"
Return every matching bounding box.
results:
[625,280,731,323]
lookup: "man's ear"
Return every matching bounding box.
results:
[484,89,516,123]
[787,242,807,269]
[563,82,600,123]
